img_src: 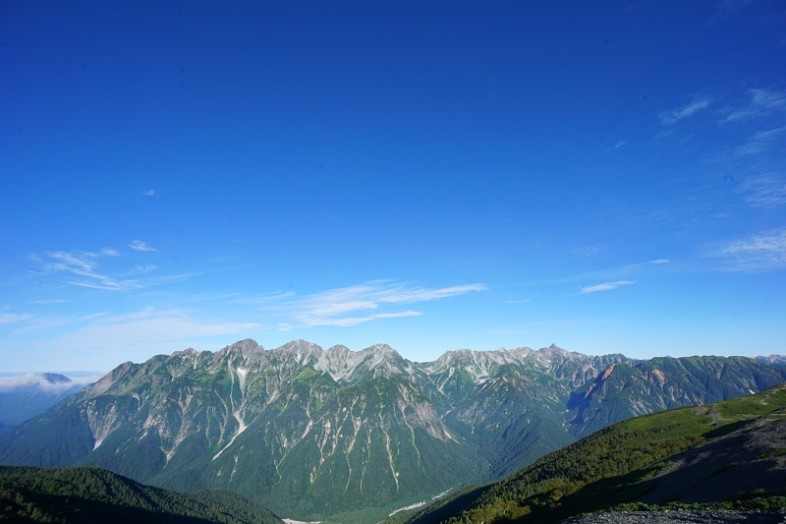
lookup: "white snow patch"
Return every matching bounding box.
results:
[388,488,454,517]
[389,501,427,516]
[236,366,248,391]
[212,421,246,461]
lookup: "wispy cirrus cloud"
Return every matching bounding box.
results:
[31,249,135,291]
[30,249,193,291]
[579,280,636,294]
[531,256,671,288]
[715,228,786,271]
[573,243,607,257]
[7,308,262,370]
[129,240,156,252]
[733,126,786,156]
[659,98,711,125]
[738,175,786,208]
[277,280,487,330]
[724,88,786,123]
[62,308,260,342]
[0,311,33,325]
[142,189,158,197]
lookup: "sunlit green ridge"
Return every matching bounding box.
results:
[404,384,786,524]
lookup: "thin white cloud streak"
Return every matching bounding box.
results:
[129,240,156,252]
[717,228,786,271]
[282,310,422,329]
[142,189,157,196]
[31,249,195,291]
[579,280,636,294]
[33,249,138,291]
[659,98,711,125]
[126,264,157,275]
[13,308,263,369]
[724,88,786,122]
[529,258,670,287]
[738,175,786,208]
[0,311,32,325]
[733,126,786,156]
[278,281,486,330]
[63,308,261,340]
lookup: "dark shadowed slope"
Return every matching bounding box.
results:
[0,465,284,524]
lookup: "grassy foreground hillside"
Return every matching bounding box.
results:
[0,465,283,523]
[400,384,786,524]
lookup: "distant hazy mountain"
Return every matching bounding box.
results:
[0,372,96,426]
[403,384,786,524]
[757,354,786,366]
[0,465,283,523]
[1,339,785,522]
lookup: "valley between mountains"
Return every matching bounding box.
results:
[2,339,786,523]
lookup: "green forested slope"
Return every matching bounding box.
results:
[0,465,283,523]
[403,384,786,524]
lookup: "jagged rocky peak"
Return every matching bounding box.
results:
[313,344,362,383]
[277,339,322,351]
[496,346,538,361]
[535,343,594,364]
[232,338,265,353]
[172,347,199,357]
[168,348,208,369]
[311,342,409,383]
[428,349,475,373]
[319,344,353,367]
[86,361,136,396]
[325,344,351,356]
[438,348,474,362]
[222,338,264,355]
[433,345,537,369]
[357,344,409,379]
[359,343,406,367]
[538,343,568,355]
[211,339,267,368]
[275,339,324,365]
[361,343,401,356]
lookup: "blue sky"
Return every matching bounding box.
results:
[1,1,785,372]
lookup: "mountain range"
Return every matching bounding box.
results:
[1,339,785,522]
